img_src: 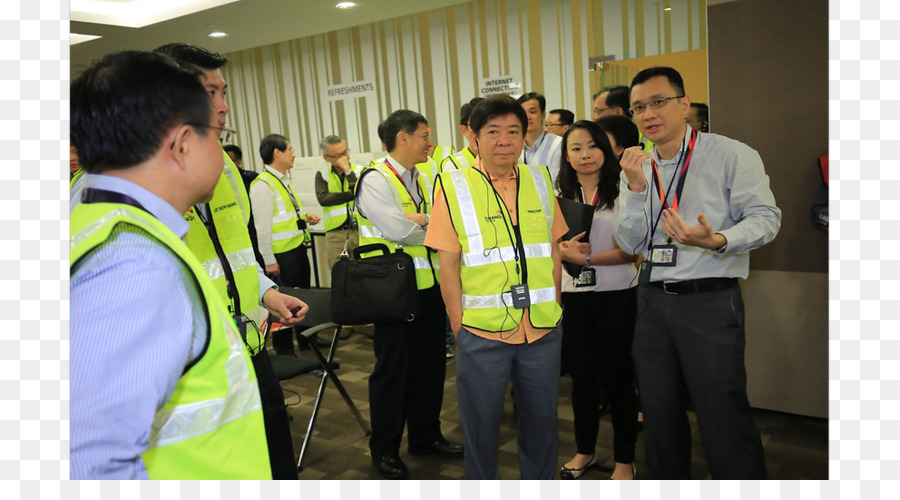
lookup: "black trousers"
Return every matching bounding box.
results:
[368,285,447,457]
[250,347,297,479]
[632,283,767,479]
[561,288,638,464]
[272,244,311,353]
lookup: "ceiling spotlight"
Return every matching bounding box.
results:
[336,2,357,8]
[664,7,671,11]
[208,31,228,38]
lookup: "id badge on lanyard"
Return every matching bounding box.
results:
[644,130,698,278]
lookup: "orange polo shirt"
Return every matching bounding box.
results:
[425,164,568,344]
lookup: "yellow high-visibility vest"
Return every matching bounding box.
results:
[436,164,562,331]
[71,201,270,479]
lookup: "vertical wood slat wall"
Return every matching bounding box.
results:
[222,0,706,169]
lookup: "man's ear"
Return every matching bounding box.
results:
[165,125,193,173]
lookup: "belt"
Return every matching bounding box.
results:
[647,278,737,295]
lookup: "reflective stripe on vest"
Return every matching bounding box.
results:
[442,147,476,171]
[431,145,453,164]
[319,163,363,232]
[251,171,308,252]
[355,162,437,290]
[461,286,556,309]
[70,203,270,479]
[438,164,562,331]
[183,163,259,313]
[70,168,84,190]
[222,152,250,225]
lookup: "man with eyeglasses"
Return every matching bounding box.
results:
[614,66,781,480]
[315,135,363,271]
[71,50,287,479]
[593,85,655,152]
[544,108,574,137]
[355,110,463,479]
[149,43,307,480]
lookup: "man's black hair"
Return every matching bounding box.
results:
[459,97,485,126]
[153,43,229,70]
[223,144,242,160]
[71,51,212,174]
[516,92,546,113]
[549,109,575,126]
[596,115,640,152]
[690,102,709,122]
[630,67,686,98]
[379,110,427,152]
[469,95,528,135]
[259,134,289,165]
[593,85,630,114]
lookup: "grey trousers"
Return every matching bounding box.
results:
[455,325,562,479]
[632,283,767,479]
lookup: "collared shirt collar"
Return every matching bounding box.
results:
[524,130,548,152]
[652,126,694,166]
[82,173,190,238]
[264,164,291,182]
[478,163,518,182]
[385,154,418,183]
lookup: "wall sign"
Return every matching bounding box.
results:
[479,75,523,97]
[325,80,376,101]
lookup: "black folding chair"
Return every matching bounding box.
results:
[262,287,371,472]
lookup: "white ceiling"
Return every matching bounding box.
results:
[70,0,474,74]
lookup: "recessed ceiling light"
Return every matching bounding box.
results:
[664,7,672,11]
[208,31,228,37]
[336,2,357,8]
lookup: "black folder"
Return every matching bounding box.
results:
[557,196,595,278]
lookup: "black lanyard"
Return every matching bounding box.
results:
[82,188,147,212]
[194,204,241,315]
[479,166,526,280]
[647,129,699,251]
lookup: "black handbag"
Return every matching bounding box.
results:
[330,243,420,325]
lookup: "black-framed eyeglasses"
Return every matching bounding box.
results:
[629,96,684,116]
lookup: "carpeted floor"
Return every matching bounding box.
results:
[275,325,828,480]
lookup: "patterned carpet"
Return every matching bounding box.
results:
[276,325,828,480]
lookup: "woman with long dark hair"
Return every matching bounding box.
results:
[557,120,639,480]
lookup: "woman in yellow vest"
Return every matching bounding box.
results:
[556,120,640,480]
[356,109,463,480]
[425,95,568,479]
[70,50,272,479]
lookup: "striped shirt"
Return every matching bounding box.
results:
[70,174,208,479]
[519,130,562,185]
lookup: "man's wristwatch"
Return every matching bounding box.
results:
[713,234,728,255]
[584,254,591,267]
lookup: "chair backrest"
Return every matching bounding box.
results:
[271,287,336,328]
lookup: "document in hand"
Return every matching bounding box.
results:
[557,196,595,278]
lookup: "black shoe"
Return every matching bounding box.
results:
[408,438,464,458]
[372,456,409,479]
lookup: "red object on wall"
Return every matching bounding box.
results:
[819,156,828,186]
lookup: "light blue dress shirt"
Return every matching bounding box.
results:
[70,174,209,479]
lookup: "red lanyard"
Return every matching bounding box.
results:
[382,160,424,213]
[579,186,600,207]
[651,129,698,212]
